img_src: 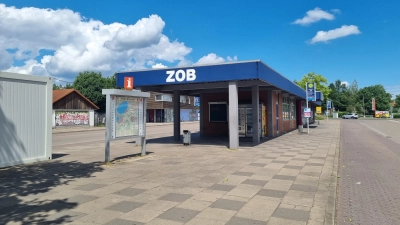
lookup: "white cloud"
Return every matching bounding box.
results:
[341,81,349,87]
[0,49,13,69]
[0,4,191,78]
[331,9,341,14]
[310,25,361,44]
[104,15,165,51]
[227,56,238,61]
[177,59,193,67]
[152,63,167,69]
[293,7,335,26]
[194,53,237,65]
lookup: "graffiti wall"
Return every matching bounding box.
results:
[55,111,89,126]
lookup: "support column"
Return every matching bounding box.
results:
[252,85,260,145]
[199,94,204,137]
[267,90,274,137]
[105,94,111,162]
[229,81,239,149]
[173,90,181,141]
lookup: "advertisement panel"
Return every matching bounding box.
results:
[304,108,312,118]
[306,83,316,101]
[55,111,89,126]
[372,98,376,111]
[316,107,322,114]
[375,111,389,118]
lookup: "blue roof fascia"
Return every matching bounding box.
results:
[116,61,259,87]
[257,61,306,99]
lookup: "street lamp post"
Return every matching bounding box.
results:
[363,95,365,118]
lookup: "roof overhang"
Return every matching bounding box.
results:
[116,60,306,99]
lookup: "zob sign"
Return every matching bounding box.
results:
[166,69,196,83]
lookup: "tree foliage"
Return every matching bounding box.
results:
[357,85,392,115]
[53,83,73,90]
[346,80,362,113]
[294,72,331,102]
[73,71,116,112]
[328,80,349,112]
[394,94,400,112]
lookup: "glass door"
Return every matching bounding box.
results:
[238,108,246,137]
[246,108,253,137]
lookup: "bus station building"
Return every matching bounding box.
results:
[116,60,322,149]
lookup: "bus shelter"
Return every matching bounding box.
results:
[116,60,320,149]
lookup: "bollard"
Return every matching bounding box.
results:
[298,125,303,134]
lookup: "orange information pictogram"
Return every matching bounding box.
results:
[124,77,134,90]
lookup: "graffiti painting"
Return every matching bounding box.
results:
[55,111,89,126]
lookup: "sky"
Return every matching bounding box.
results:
[1,0,399,97]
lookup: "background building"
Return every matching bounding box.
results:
[146,91,200,123]
[53,89,99,127]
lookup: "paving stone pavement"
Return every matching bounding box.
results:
[0,120,340,225]
[336,120,400,225]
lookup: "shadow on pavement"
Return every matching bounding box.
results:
[0,160,103,224]
[111,152,154,162]
[52,153,69,159]
[146,132,275,147]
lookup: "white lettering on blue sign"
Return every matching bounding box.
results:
[166,69,196,82]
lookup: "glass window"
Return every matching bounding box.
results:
[290,99,296,119]
[283,96,290,120]
[155,94,172,102]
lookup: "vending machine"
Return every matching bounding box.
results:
[238,104,264,137]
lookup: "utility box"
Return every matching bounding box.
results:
[183,130,191,145]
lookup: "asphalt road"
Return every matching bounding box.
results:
[336,119,400,224]
[52,122,200,147]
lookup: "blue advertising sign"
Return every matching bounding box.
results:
[306,83,316,101]
[194,97,200,106]
[327,100,331,109]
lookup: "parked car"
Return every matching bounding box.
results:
[342,113,358,119]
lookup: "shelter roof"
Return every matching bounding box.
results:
[116,60,306,99]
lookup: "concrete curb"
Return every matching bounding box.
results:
[52,121,200,134]
[325,121,340,225]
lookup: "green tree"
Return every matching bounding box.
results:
[328,80,348,112]
[53,84,61,90]
[294,72,331,110]
[394,94,400,112]
[345,80,362,113]
[294,72,331,100]
[73,71,116,112]
[53,83,73,90]
[358,85,392,115]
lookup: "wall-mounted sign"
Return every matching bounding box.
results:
[316,107,322,114]
[306,83,316,101]
[124,77,134,90]
[304,108,311,118]
[166,69,196,83]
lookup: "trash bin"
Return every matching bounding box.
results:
[183,130,191,145]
